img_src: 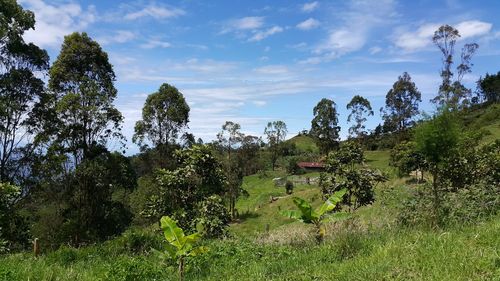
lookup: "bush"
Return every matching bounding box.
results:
[285,181,294,195]
[398,181,499,227]
[118,228,163,254]
[192,195,230,239]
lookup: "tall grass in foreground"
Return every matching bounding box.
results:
[1,215,498,281]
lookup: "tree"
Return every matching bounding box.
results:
[0,0,49,183]
[322,141,385,212]
[0,182,28,251]
[414,109,461,226]
[310,98,340,154]
[281,189,348,244]
[143,145,226,229]
[217,121,244,218]
[476,72,500,104]
[30,32,130,246]
[264,121,287,170]
[432,25,479,108]
[133,83,190,152]
[217,121,242,159]
[47,32,123,165]
[346,95,373,139]
[158,216,208,281]
[390,141,426,181]
[381,72,421,137]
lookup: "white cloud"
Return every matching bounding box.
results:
[253,100,267,107]
[249,26,283,42]
[254,65,289,75]
[394,20,492,52]
[302,1,319,12]
[296,18,320,30]
[308,0,397,63]
[124,4,185,20]
[19,0,97,48]
[221,17,265,34]
[455,20,492,38]
[140,39,172,49]
[369,46,383,54]
[98,30,136,45]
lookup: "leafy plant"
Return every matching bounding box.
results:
[281,189,348,243]
[158,216,208,281]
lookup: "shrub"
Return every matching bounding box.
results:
[192,195,230,239]
[285,181,294,195]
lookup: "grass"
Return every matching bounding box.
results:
[1,105,499,280]
[231,171,323,237]
[2,194,498,281]
[287,135,319,154]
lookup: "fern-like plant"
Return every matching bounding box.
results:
[281,188,348,243]
[158,216,208,281]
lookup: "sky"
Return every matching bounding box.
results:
[18,0,500,154]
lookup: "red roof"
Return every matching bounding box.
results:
[297,162,325,168]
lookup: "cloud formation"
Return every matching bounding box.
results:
[249,26,284,42]
[20,0,97,48]
[297,18,320,30]
[124,4,185,20]
[302,2,319,12]
[394,20,492,52]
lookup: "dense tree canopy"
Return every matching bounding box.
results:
[477,72,500,104]
[310,98,340,154]
[0,0,49,183]
[381,72,421,135]
[47,32,123,164]
[133,83,190,150]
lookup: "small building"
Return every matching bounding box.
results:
[297,162,325,171]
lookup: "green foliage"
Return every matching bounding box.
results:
[381,72,421,135]
[47,32,123,162]
[477,71,500,104]
[281,189,348,243]
[390,141,426,179]
[264,121,287,170]
[285,181,294,195]
[322,141,385,211]
[310,98,341,154]
[133,83,190,150]
[158,216,208,280]
[0,182,27,252]
[347,95,374,138]
[143,145,226,230]
[192,195,230,239]
[0,0,49,183]
[432,25,478,108]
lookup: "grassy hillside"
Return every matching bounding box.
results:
[286,135,319,154]
[1,104,499,280]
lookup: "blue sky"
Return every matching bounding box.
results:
[19,0,500,154]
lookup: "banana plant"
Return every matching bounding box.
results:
[281,188,348,243]
[158,216,208,281]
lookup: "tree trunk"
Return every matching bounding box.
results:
[178,257,185,281]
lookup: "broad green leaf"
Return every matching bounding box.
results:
[160,216,185,248]
[329,188,347,205]
[189,246,209,257]
[292,197,314,221]
[280,210,303,221]
[316,188,347,216]
[163,243,177,259]
[184,233,202,245]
